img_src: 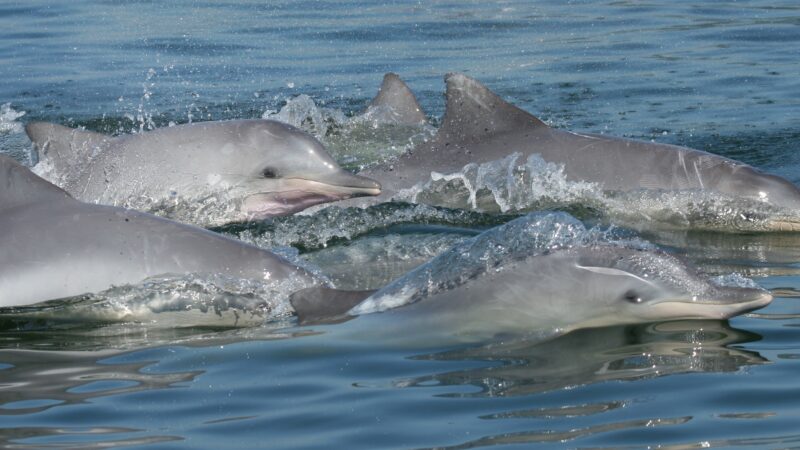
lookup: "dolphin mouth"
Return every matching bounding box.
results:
[654,289,773,319]
[242,176,381,219]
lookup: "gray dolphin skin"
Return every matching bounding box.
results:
[356,73,800,230]
[25,119,381,226]
[291,214,772,344]
[363,73,427,125]
[0,156,319,308]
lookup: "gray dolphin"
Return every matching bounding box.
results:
[362,73,427,125]
[0,155,319,308]
[353,73,800,231]
[25,119,381,226]
[291,213,772,345]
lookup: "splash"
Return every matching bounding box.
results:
[0,103,25,135]
[2,272,315,329]
[399,152,603,214]
[711,273,761,290]
[398,152,800,232]
[263,94,346,138]
[264,94,435,171]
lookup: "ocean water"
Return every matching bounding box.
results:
[1,0,800,448]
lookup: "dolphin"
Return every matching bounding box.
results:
[0,155,320,308]
[350,73,800,231]
[362,73,427,125]
[25,119,381,226]
[290,213,773,345]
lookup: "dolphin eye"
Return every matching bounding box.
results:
[623,290,642,304]
[261,167,279,179]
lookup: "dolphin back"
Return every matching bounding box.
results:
[26,122,110,179]
[290,287,375,325]
[0,155,71,210]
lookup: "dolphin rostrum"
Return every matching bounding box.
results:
[291,212,773,345]
[25,119,381,226]
[351,73,800,231]
[0,155,320,308]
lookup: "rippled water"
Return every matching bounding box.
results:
[1,0,800,448]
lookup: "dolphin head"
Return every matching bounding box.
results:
[221,120,381,219]
[723,165,800,211]
[561,246,772,329]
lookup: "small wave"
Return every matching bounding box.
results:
[303,232,470,290]
[0,272,314,329]
[220,202,515,251]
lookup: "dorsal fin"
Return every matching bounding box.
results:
[26,122,110,176]
[364,73,427,125]
[0,155,72,210]
[290,286,376,325]
[437,73,547,145]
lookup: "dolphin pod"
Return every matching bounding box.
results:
[352,73,800,231]
[290,212,772,344]
[0,155,320,308]
[0,156,771,337]
[1,74,783,338]
[25,119,381,226]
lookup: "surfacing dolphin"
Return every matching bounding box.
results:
[0,155,320,308]
[353,73,800,231]
[290,212,772,345]
[25,119,381,226]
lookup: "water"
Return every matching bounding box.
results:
[1,0,800,448]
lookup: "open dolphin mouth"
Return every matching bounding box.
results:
[243,176,381,218]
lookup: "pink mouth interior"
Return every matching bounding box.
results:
[243,191,345,218]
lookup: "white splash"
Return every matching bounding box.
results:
[0,103,25,134]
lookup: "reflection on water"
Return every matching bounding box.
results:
[397,320,767,448]
[0,347,194,447]
[401,320,765,397]
[0,426,181,449]
[0,348,201,416]
[426,417,693,449]
[646,229,800,277]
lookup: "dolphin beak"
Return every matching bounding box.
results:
[653,287,773,320]
[317,170,382,197]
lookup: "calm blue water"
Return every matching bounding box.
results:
[1,0,800,448]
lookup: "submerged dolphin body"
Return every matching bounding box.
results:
[291,213,772,345]
[25,119,381,226]
[0,156,319,308]
[352,73,800,231]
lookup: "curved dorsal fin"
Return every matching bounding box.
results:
[0,155,72,210]
[364,73,427,125]
[437,73,547,145]
[26,122,110,176]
